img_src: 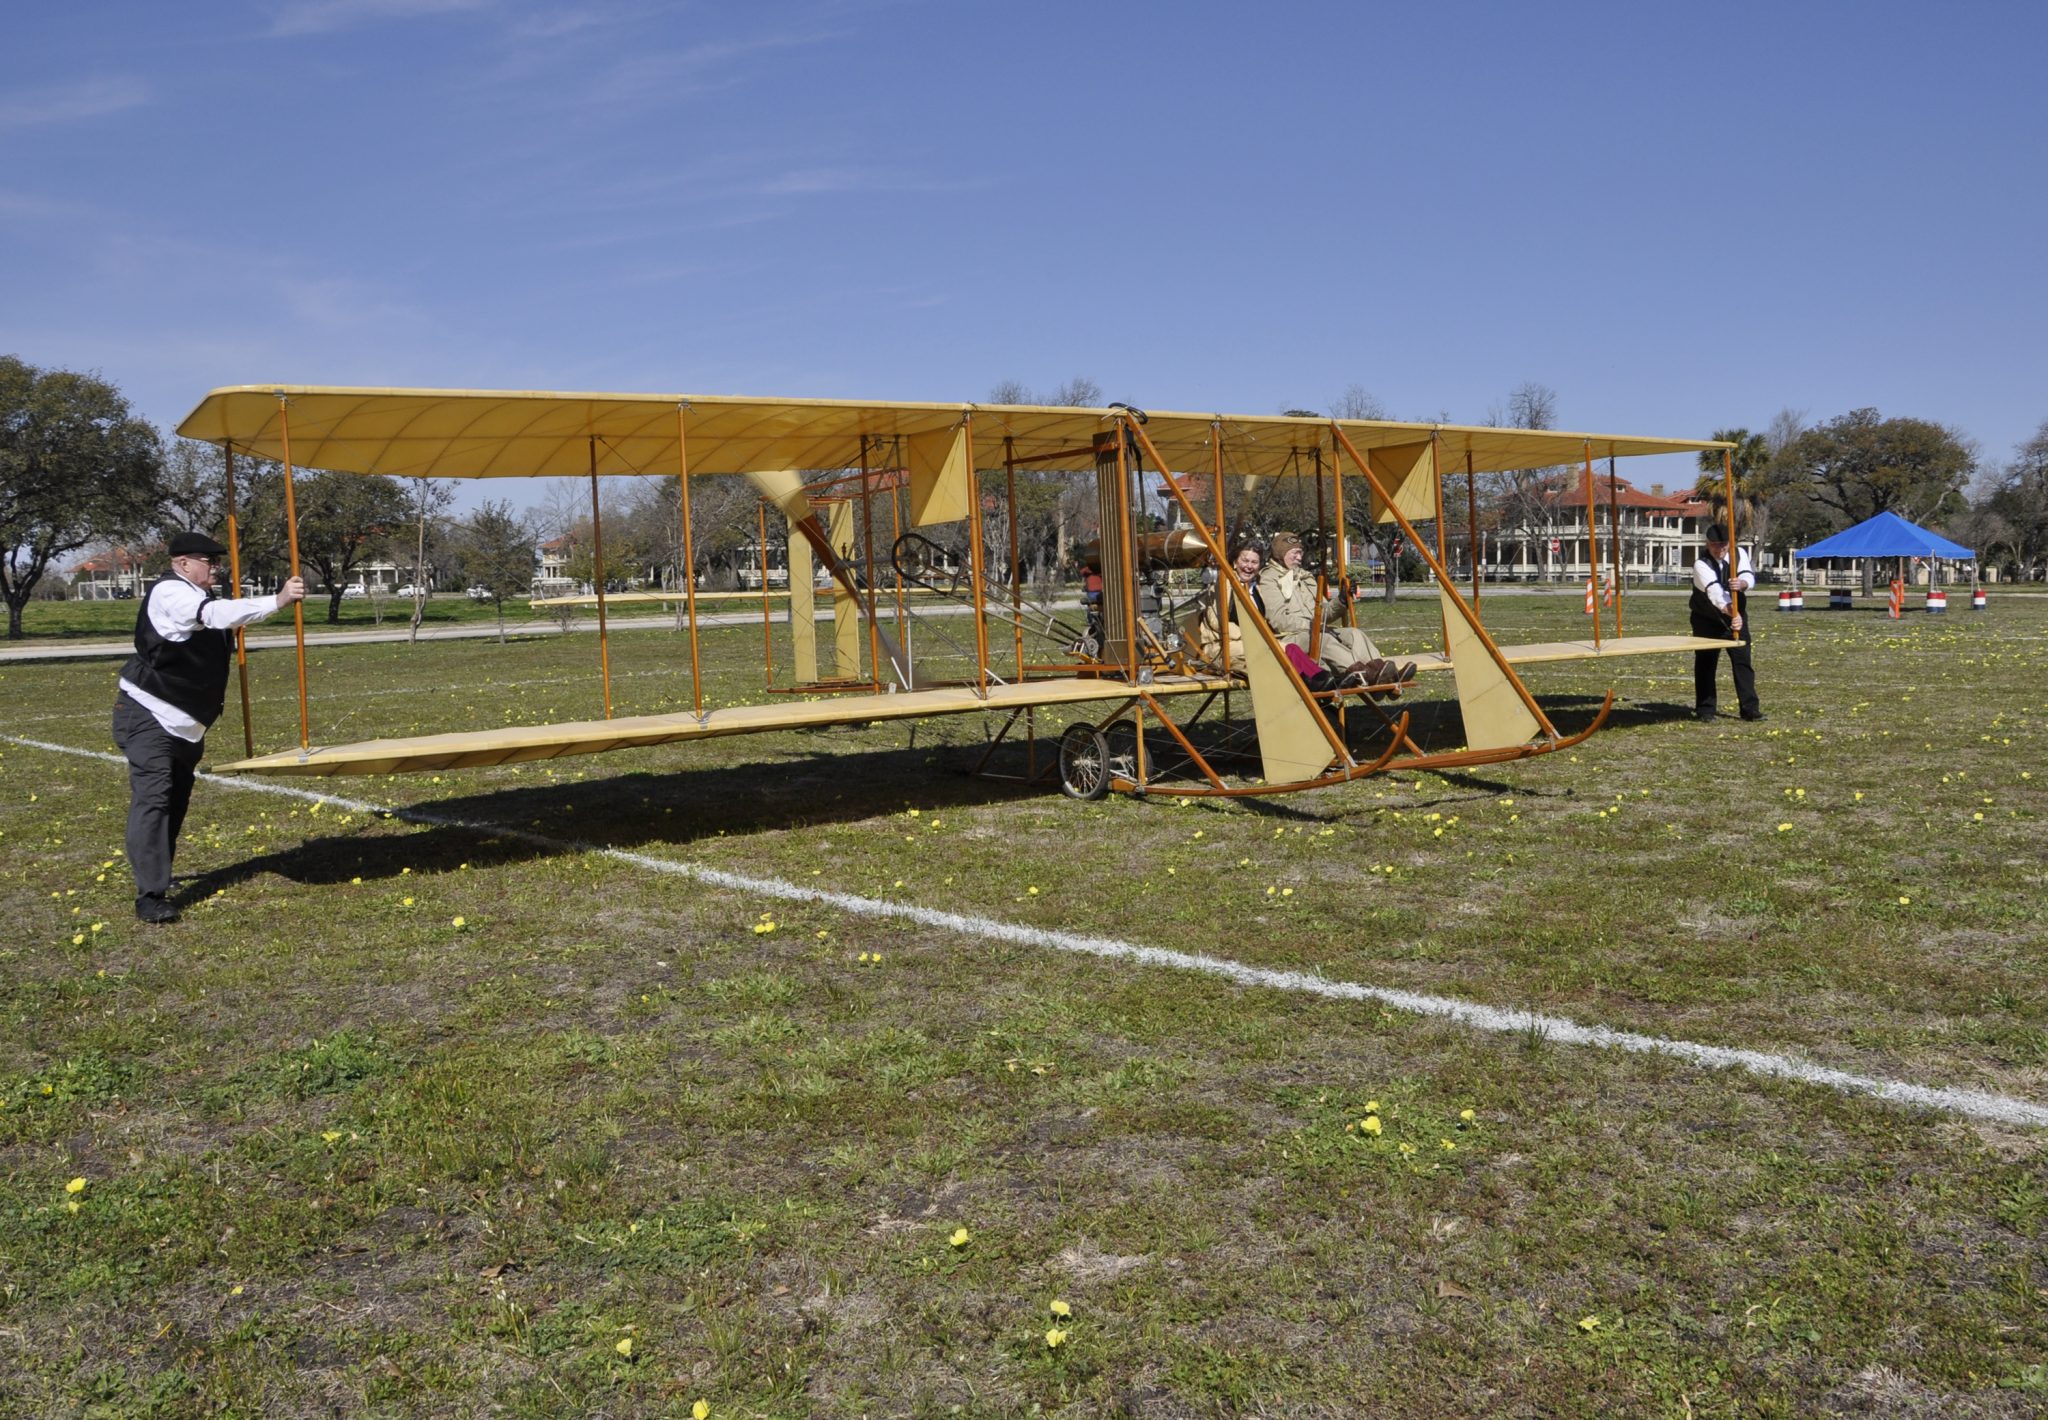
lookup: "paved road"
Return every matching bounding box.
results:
[0,599,1086,664]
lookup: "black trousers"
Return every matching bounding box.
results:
[1691,613,1759,717]
[112,693,205,906]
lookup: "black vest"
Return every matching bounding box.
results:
[1689,554,1733,624]
[121,575,231,726]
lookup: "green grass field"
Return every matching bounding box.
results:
[2,592,2043,1417]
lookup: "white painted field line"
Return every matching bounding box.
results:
[8,731,2045,1130]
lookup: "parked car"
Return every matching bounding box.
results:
[340,585,366,599]
[466,585,493,600]
[395,583,427,597]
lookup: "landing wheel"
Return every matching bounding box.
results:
[1058,723,1112,800]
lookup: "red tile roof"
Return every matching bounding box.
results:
[1541,476,1706,514]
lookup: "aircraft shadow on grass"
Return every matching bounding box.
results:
[182,739,1042,897]
[179,694,1698,897]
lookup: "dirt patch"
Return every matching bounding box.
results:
[1048,1236,1150,1285]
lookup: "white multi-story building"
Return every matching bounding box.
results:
[1489,477,1721,584]
[69,546,147,598]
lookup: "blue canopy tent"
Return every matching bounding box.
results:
[1794,510,1976,607]
[1794,510,1975,561]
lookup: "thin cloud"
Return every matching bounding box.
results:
[266,0,494,39]
[754,167,977,197]
[0,77,150,130]
[580,31,839,108]
[506,1,654,42]
[0,188,94,221]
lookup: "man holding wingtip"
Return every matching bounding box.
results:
[113,532,305,923]
[1690,521,1765,723]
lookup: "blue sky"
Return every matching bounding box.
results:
[5,0,2045,504]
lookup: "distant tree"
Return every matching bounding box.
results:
[1774,409,1975,526]
[1763,407,1808,457]
[1044,375,1103,408]
[154,436,229,541]
[0,356,163,637]
[981,378,1104,582]
[1483,382,1564,584]
[146,437,295,586]
[241,469,413,622]
[458,500,538,642]
[1773,409,1976,591]
[619,473,758,620]
[1982,420,2048,580]
[404,478,455,642]
[1951,503,2017,578]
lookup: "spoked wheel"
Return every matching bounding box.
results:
[1058,722,1112,800]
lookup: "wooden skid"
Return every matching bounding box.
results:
[221,674,1234,778]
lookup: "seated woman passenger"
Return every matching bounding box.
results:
[1257,532,1415,689]
[1198,542,1269,671]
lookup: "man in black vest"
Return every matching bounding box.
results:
[114,532,305,922]
[1690,522,1765,723]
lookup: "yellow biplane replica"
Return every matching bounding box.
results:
[175,386,1740,800]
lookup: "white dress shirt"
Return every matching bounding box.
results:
[1692,546,1756,613]
[118,572,286,741]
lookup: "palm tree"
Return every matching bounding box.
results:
[1694,428,1771,502]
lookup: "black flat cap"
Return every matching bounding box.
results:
[168,531,230,558]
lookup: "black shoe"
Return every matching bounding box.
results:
[136,896,179,924]
[1740,709,1768,722]
[1695,706,1718,722]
